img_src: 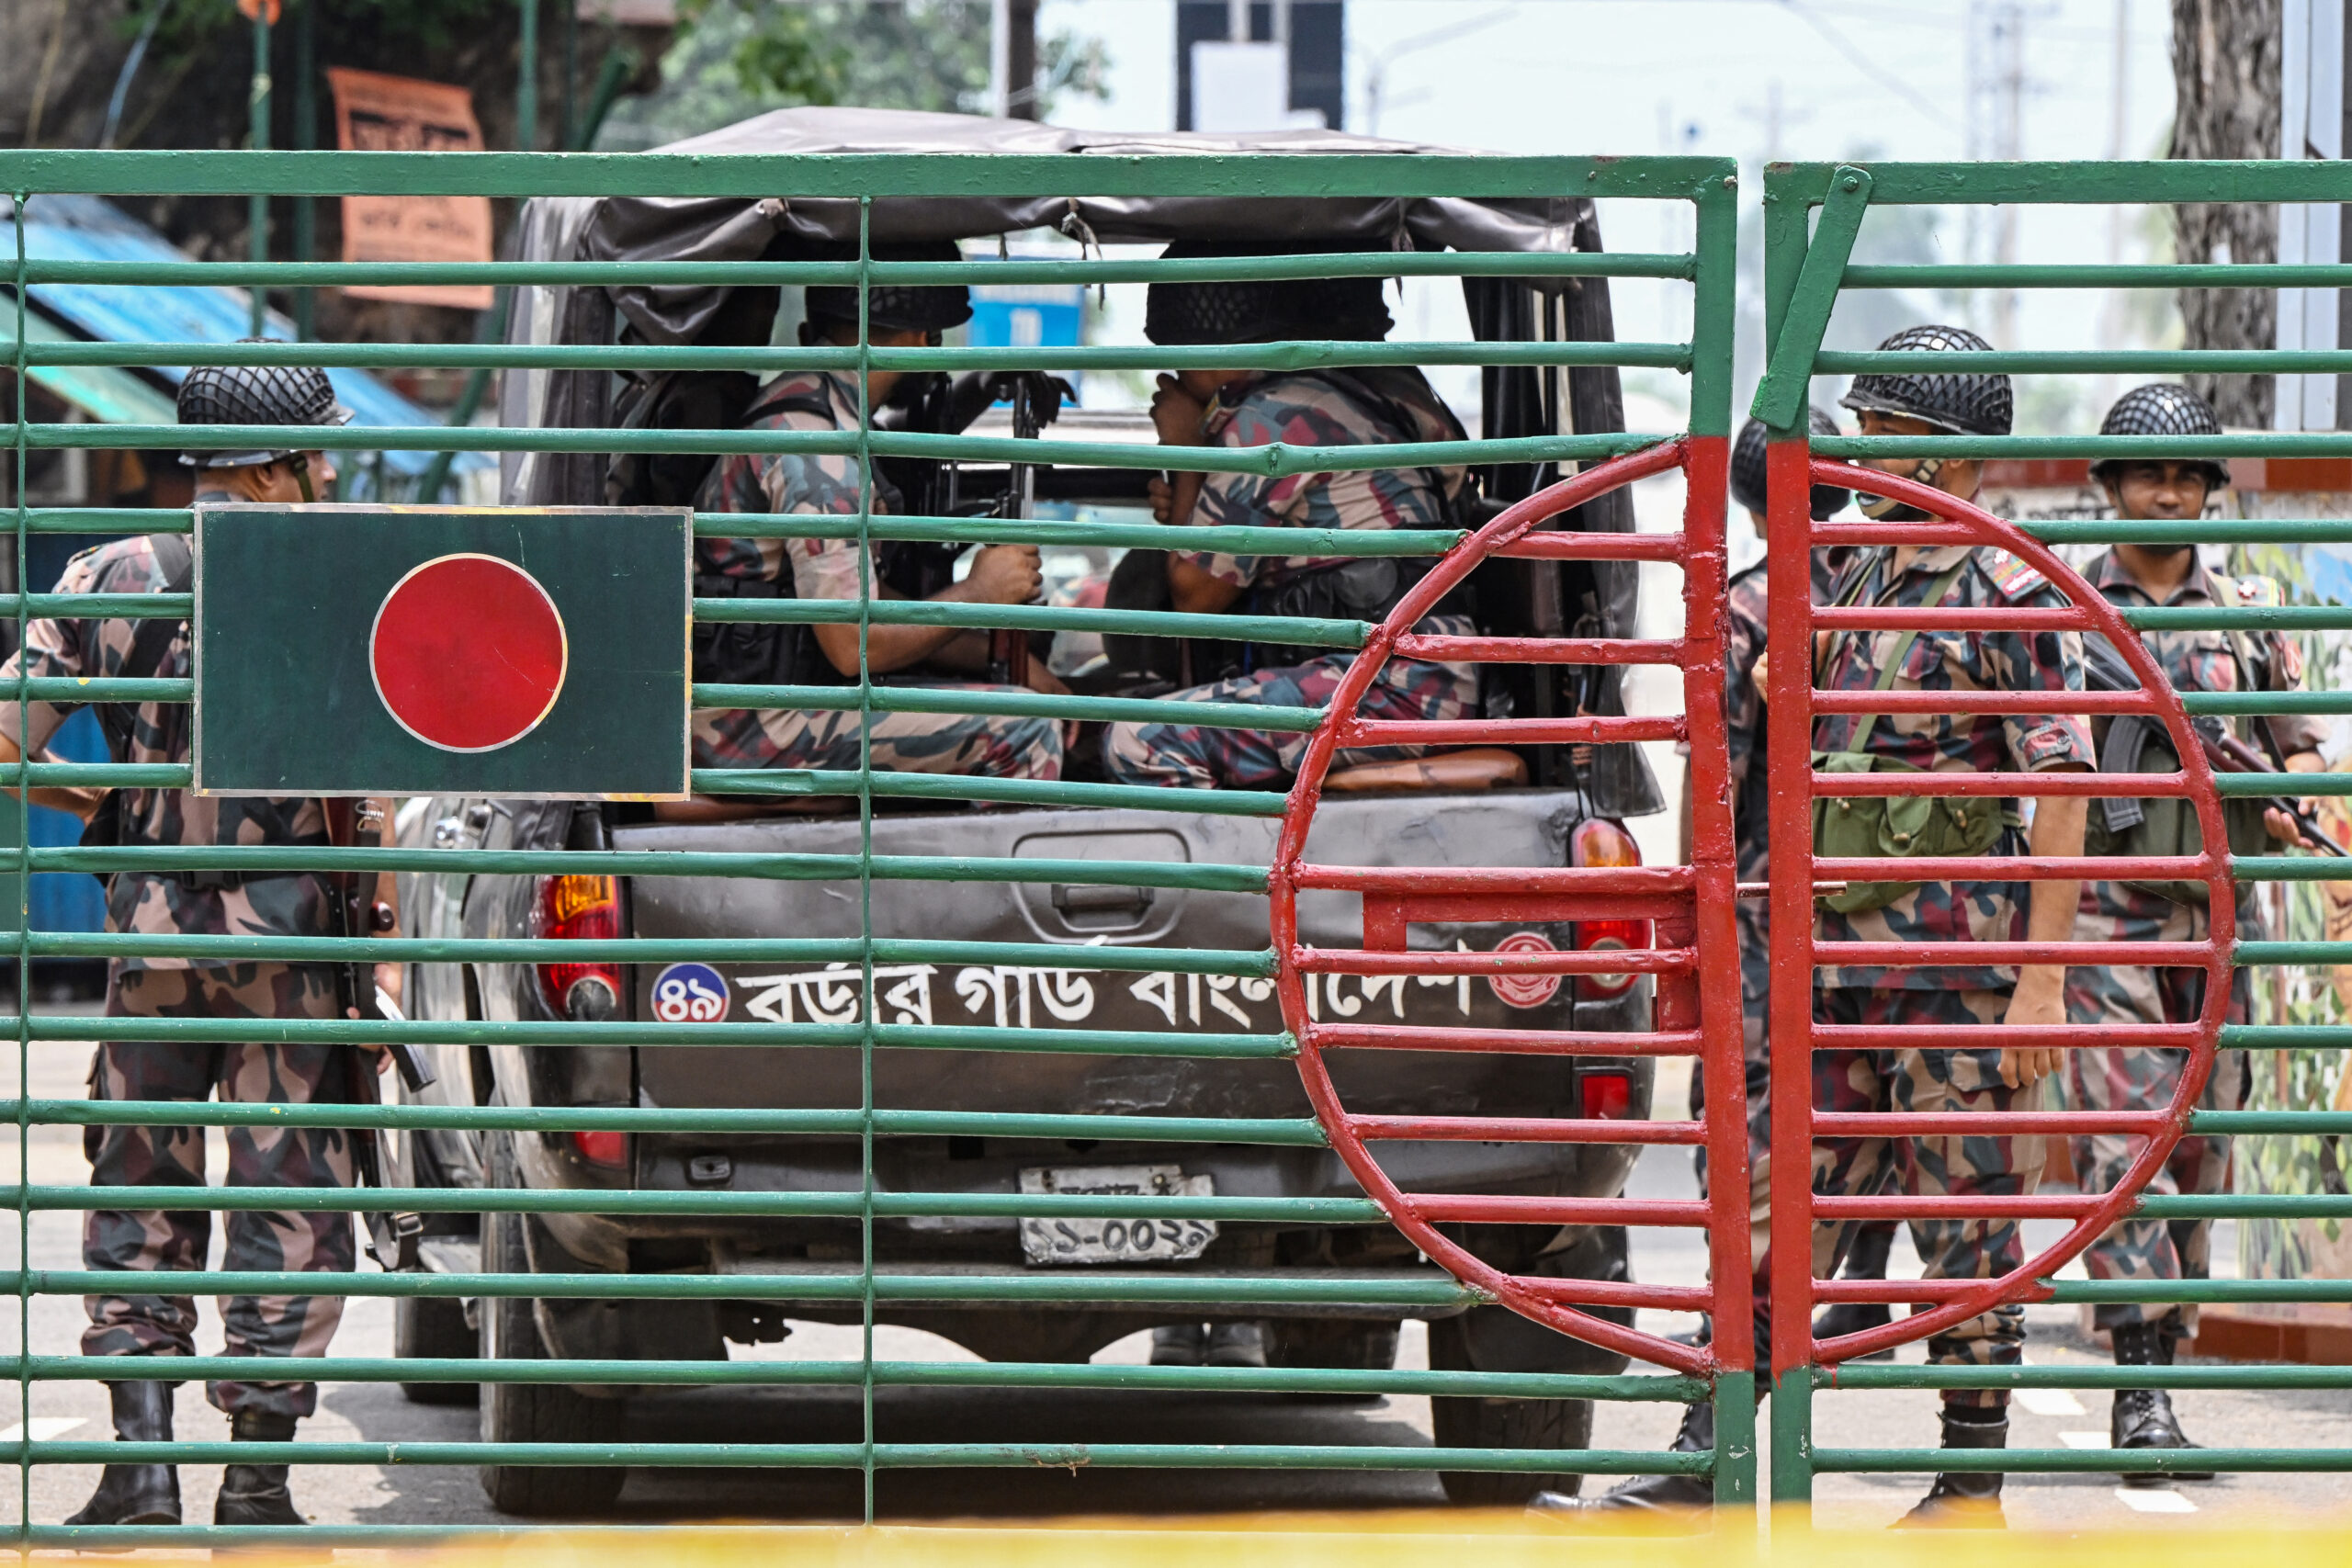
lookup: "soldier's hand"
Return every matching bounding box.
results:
[1150,374,1207,446]
[1997,968,2067,1089]
[1749,652,1768,702]
[1148,476,1175,525]
[966,543,1044,605]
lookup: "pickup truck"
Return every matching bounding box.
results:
[390,106,1674,1517]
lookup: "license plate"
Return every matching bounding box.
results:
[1018,1164,1216,1266]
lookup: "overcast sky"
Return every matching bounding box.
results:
[1043,0,2186,431]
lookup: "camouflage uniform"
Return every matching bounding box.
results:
[1797,542,2094,1390]
[1104,370,1476,788]
[2066,552,2323,1334]
[695,370,1062,781]
[0,534,353,1421]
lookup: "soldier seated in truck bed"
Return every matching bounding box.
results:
[1102,249,1480,790]
[693,246,1064,784]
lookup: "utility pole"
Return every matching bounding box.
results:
[2093,0,2131,413]
[991,0,1039,119]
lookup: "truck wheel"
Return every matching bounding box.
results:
[1261,1319,1399,1402]
[478,1200,626,1516]
[395,1292,479,1406]
[1427,1314,1592,1506]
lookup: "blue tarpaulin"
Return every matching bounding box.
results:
[6,194,489,480]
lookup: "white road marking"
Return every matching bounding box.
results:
[0,1416,84,1442]
[2115,1487,2197,1514]
[2015,1389,2086,1416]
[2060,1430,2113,1450]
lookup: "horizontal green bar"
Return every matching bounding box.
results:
[28,846,1272,896]
[1779,158,2352,207]
[1819,1364,2352,1391]
[2239,940,2352,963]
[17,1354,1702,1402]
[7,1100,1329,1145]
[34,1016,1296,1061]
[2222,1025,2352,1048]
[17,934,1278,977]
[2189,1111,2352,1134]
[699,514,1469,558]
[23,338,1688,374]
[0,149,1737,201]
[1,677,185,703]
[690,597,1370,649]
[2186,691,2352,715]
[5,1185,1387,1224]
[2124,606,2352,631]
[1845,261,2352,289]
[1818,433,2352,459]
[19,422,1665,475]
[17,250,1696,288]
[2234,857,2352,883]
[689,683,1327,733]
[692,769,1295,818]
[2,1269,1485,1307]
[1820,347,2352,375]
[2215,775,2352,798]
[17,1439,1706,1476]
[1815,1447,2352,1474]
[2046,1280,2352,1303]
[2132,1194,2352,1218]
[2018,518,2352,545]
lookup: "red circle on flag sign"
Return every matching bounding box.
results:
[370,554,568,753]
[1487,931,1563,1010]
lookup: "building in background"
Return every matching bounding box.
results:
[1177,1,1343,133]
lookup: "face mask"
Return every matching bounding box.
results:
[1856,457,1942,521]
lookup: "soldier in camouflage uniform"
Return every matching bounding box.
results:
[0,363,390,1531]
[1562,329,2095,1529]
[1102,251,1477,791]
[2065,383,2326,1474]
[694,250,1063,784]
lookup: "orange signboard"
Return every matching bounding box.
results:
[326,68,494,310]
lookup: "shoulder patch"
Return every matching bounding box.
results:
[2233,574,2287,609]
[1980,549,2048,600]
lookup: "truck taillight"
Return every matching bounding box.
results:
[571,1130,628,1167]
[1569,819,1651,999]
[1579,1071,1633,1120]
[533,874,623,1021]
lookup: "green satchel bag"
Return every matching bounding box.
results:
[1810,561,2010,914]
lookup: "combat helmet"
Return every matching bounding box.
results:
[1838,323,2012,437]
[803,240,973,336]
[176,350,351,469]
[1145,242,1393,346]
[2088,382,2229,492]
[1729,405,1850,521]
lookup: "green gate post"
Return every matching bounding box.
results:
[247,6,270,338]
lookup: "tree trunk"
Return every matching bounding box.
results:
[2170,0,2283,426]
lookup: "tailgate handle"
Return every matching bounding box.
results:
[1051,883,1156,916]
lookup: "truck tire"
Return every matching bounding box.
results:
[1261,1318,1399,1402]
[394,1292,479,1406]
[1427,1314,1592,1506]
[478,1167,626,1516]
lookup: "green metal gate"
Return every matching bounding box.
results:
[1757,160,2352,1510]
[0,146,1755,1544]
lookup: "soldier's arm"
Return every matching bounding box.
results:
[2002,774,2086,1088]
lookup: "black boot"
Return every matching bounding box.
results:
[1204,1323,1267,1369]
[2111,1321,2212,1484]
[1150,1325,1206,1366]
[213,1411,306,1528]
[64,1379,180,1528]
[1530,1399,1715,1521]
[1894,1405,2007,1529]
[1810,1221,1897,1359]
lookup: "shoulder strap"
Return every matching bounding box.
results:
[96,534,192,762]
[1834,555,1971,761]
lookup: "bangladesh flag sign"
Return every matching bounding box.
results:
[194,504,691,798]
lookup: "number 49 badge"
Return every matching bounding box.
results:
[651,962,729,1023]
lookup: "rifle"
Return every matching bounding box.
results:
[989,374,1042,686]
[2080,636,2346,859]
[329,799,435,1270]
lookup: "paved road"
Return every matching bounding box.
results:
[0,1037,2341,1537]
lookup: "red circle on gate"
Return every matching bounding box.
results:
[1487,931,1564,1010]
[369,554,568,753]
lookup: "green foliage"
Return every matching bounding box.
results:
[601,0,1110,152]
